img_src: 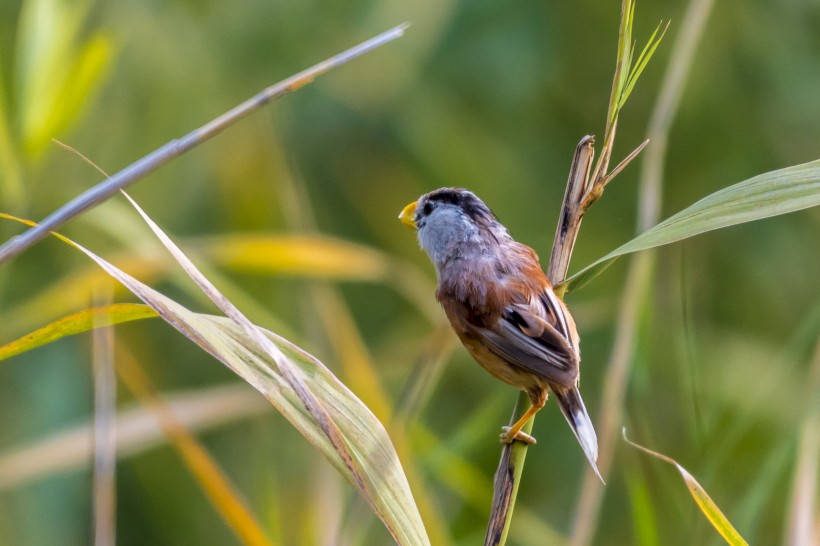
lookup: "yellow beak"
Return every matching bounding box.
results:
[398,201,418,229]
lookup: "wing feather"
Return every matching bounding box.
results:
[465,294,579,387]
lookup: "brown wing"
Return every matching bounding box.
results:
[465,295,579,388]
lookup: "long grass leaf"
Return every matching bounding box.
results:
[192,233,391,280]
[2,208,430,545]
[120,190,429,544]
[623,430,749,546]
[192,233,438,321]
[562,159,820,293]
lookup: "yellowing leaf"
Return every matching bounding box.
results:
[0,303,157,361]
[623,429,749,546]
[190,233,438,321]
[191,233,391,280]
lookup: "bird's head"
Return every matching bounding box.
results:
[399,188,508,269]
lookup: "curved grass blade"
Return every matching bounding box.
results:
[121,191,429,544]
[623,429,749,546]
[1,209,430,545]
[562,159,820,293]
[0,303,157,361]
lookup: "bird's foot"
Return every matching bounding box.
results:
[500,426,537,445]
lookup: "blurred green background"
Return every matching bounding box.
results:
[0,0,818,544]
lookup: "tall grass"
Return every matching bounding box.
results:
[0,0,818,544]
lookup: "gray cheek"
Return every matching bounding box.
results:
[417,209,479,267]
[417,228,445,265]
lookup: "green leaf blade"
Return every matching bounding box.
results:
[563,159,820,293]
[618,21,669,110]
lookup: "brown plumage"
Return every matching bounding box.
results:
[399,187,601,480]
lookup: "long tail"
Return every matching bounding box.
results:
[553,386,604,483]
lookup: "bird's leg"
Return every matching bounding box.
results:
[500,391,547,445]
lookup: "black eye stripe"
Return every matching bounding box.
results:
[422,202,433,216]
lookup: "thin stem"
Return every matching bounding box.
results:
[599,139,650,193]
[483,393,534,546]
[484,131,596,544]
[783,339,820,546]
[0,24,409,265]
[92,289,117,546]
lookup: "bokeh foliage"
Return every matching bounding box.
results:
[0,0,818,545]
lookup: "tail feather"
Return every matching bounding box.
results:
[553,387,604,483]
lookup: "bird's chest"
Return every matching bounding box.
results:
[436,270,504,328]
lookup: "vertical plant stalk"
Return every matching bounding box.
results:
[484,395,533,546]
[484,112,636,546]
[92,290,117,546]
[784,339,820,546]
[484,137,595,545]
[569,0,715,544]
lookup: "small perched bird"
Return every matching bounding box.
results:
[399,187,601,480]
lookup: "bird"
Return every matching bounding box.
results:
[399,187,602,480]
